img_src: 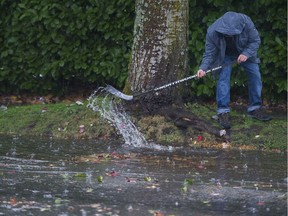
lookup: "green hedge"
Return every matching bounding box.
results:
[0,0,286,101]
[0,0,134,94]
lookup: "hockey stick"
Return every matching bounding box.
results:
[105,63,232,101]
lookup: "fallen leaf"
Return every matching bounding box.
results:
[144,176,152,182]
[126,177,138,183]
[154,211,165,216]
[97,175,103,183]
[198,165,205,169]
[86,188,93,193]
[79,125,85,133]
[41,107,48,113]
[54,198,62,204]
[106,171,118,177]
[222,142,230,149]
[10,198,17,205]
[74,173,87,178]
[76,101,84,105]
[219,129,226,136]
[197,135,203,141]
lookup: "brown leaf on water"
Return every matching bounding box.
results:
[73,153,135,163]
[106,170,118,177]
[126,177,138,183]
[154,211,165,216]
[111,152,131,159]
[10,198,17,205]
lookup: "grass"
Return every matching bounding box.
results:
[0,102,115,140]
[184,102,287,151]
[0,101,286,151]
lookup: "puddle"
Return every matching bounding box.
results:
[0,135,286,215]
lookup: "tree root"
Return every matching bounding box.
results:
[157,106,227,138]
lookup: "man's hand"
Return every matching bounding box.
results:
[197,69,206,78]
[237,54,248,64]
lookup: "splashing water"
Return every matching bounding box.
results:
[87,87,149,147]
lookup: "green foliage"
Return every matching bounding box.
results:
[189,0,287,101]
[0,0,134,94]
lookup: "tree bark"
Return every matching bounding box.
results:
[127,0,189,105]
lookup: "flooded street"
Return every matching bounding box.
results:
[0,135,286,216]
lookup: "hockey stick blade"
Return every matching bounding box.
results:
[105,85,134,101]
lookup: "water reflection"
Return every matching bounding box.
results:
[0,135,286,216]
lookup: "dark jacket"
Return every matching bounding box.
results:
[200,12,261,71]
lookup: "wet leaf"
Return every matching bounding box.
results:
[184,178,194,185]
[76,101,84,105]
[222,142,230,149]
[97,175,103,183]
[79,125,85,133]
[181,186,188,193]
[40,207,51,212]
[106,170,118,177]
[74,173,87,178]
[154,211,165,216]
[60,173,69,179]
[41,107,48,113]
[219,129,226,136]
[197,135,203,141]
[144,176,152,182]
[256,201,265,206]
[198,165,205,169]
[182,178,194,192]
[145,185,158,189]
[10,198,17,205]
[86,188,93,193]
[54,198,62,204]
[126,177,138,183]
[148,210,165,216]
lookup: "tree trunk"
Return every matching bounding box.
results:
[127,0,189,106]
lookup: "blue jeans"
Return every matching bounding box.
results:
[216,56,262,115]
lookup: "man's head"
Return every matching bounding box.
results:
[215,12,246,36]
